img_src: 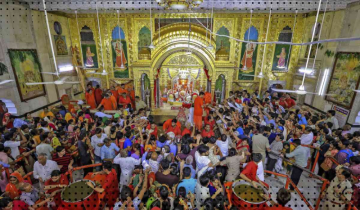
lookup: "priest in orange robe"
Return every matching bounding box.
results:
[94,85,103,106]
[117,84,128,96]
[109,91,118,111]
[85,89,97,109]
[193,92,205,131]
[204,92,212,116]
[118,92,132,110]
[110,86,119,101]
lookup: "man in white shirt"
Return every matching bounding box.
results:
[300,127,314,160]
[195,145,211,172]
[19,183,39,206]
[4,131,27,159]
[91,128,107,171]
[113,150,141,188]
[33,153,59,191]
[216,134,230,157]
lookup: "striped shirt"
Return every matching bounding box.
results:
[52,154,72,173]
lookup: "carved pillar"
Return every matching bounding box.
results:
[150,80,155,108]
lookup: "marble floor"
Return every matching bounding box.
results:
[265,169,325,210]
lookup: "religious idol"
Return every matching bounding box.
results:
[113,40,127,68]
[276,47,287,69]
[85,47,95,67]
[241,43,256,71]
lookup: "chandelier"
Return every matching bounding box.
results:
[156,0,204,10]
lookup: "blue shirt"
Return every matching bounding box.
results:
[176,178,197,195]
[264,115,276,127]
[100,143,120,160]
[298,114,308,126]
[236,127,244,135]
[124,136,135,156]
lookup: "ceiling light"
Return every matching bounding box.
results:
[299,68,313,74]
[157,0,203,10]
[59,65,74,72]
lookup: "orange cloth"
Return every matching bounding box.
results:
[85,91,97,109]
[111,90,119,100]
[118,96,132,108]
[166,126,181,136]
[117,87,128,96]
[181,128,191,136]
[162,119,181,131]
[110,95,117,110]
[204,92,212,104]
[95,88,103,105]
[193,97,204,130]
[130,90,135,108]
[100,98,114,110]
[39,111,55,119]
[5,172,24,199]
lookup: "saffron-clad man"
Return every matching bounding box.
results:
[85,88,97,109]
[97,94,114,111]
[94,85,103,106]
[86,161,119,207]
[119,92,132,109]
[165,119,181,136]
[193,92,205,131]
[163,118,181,131]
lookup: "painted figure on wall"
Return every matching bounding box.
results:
[241,43,256,71]
[276,48,287,68]
[85,47,95,67]
[80,26,98,69]
[54,35,68,55]
[272,26,293,71]
[112,26,129,78]
[8,49,46,101]
[239,26,258,80]
[326,52,360,109]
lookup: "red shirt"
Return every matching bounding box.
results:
[241,161,258,181]
[201,129,215,138]
[162,119,181,131]
[146,124,158,137]
[279,99,287,108]
[118,96,132,108]
[182,128,191,136]
[285,98,296,108]
[166,126,181,136]
[103,169,120,207]
[204,118,215,130]
[12,200,29,210]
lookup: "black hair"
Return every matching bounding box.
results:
[221,134,227,142]
[95,128,102,134]
[172,119,178,123]
[103,161,113,171]
[350,156,360,165]
[120,186,132,201]
[228,148,237,157]
[159,186,169,200]
[202,137,210,144]
[160,159,170,170]
[197,144,209,155]
[159,135,167,143]
[181,144,191,155]
[183,167,191,178]
[0,197,12,208]
[340,168,352,179]
[328,110,336,116]
[253,153,262,163]
[56,146,65,153]
[276,188,291,206]
[51,170,61,177]
[199,173,210,187]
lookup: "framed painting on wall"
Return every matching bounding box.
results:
[326,52,360,109]
[8,49,46,101]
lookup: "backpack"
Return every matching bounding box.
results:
[339,149,354,163]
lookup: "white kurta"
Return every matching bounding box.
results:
[300,132,314,159]
[113,155,141,185]
[187,107,194,125]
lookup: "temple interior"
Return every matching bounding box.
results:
[0,0,360,209]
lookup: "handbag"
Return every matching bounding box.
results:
[320,161,331,171]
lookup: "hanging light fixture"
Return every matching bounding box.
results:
[156,0,203,10]
[148,0,155,49]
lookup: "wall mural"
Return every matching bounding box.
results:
[8,49,46,101]
[238,26,258,80]
[112,26,129,78]
[326,52,360,109]
[54,35,68,56]
[215,26,230,58]
[138,27,151,59]
[272,26,292,71]
[80,26,98,69]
